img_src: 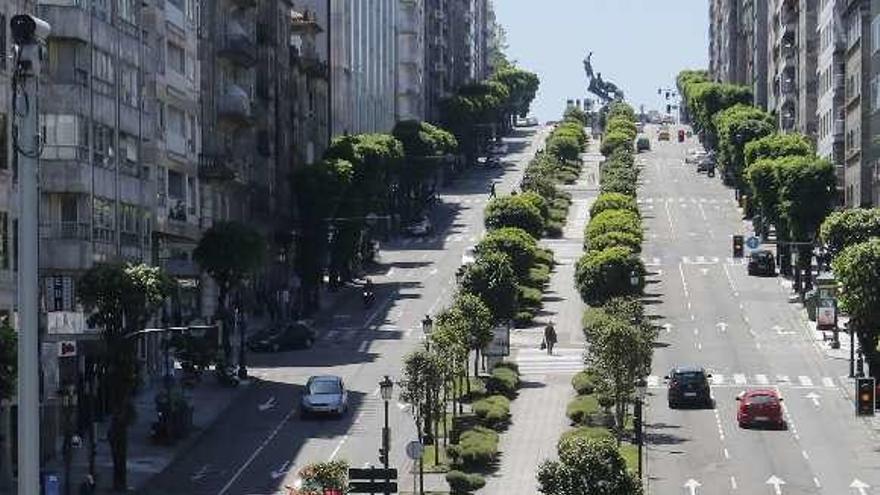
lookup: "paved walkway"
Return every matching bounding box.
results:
[480,140,602,494]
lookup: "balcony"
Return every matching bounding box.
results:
[290,10,323,36]
[38,4,89,42]
[833,119,845,138]
[218,84,253,125]
[199,153,239,182]
[218,22,256,67]
[40,222,90,241]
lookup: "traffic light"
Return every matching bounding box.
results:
[856,377,875,416]
[732,235,744,258]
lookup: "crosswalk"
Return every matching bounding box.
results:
[640,256,747,266]
[637,197,739,205]
[646,373,851,389]
[514,347,584,376]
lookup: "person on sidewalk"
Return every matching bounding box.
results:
[543,322,557,355]
[488,183,496,199]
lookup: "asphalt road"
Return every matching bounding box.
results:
[139,126,550,495]
[642,125,880,495]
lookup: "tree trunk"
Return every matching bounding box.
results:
[217,284,231,362]
[473,348,480,381]
[855,319,880,379]
[109,414,128,491]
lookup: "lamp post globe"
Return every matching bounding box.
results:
[380,375,394,401]
[635,378,648,399]
[630,270,640,288]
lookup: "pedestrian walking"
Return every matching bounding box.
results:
[543,321,557,355]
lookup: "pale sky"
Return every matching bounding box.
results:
[493,0,710,122]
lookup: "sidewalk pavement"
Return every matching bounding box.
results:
[53,282,363,494]
[479,140,600,494]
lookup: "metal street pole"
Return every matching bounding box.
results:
[636,398,643,480]
[851,325,856,378]
[383,397,390,495]
[12,17,48,495]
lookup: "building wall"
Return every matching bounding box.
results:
[330,0,397,136]
[768,0,799,132]
[397,0,425,122]
[842,0,872,207]
[816,0,846,194]
[869,2,880,206]
[742,0,769,108]
[797,0,819,137]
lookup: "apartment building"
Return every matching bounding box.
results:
[816,0,846,196]
[424,0,450,123]
[869,2,880,206]
[842,0,872,207]
[741,0,769,108]
[144,0,203,323]
[329,0,398,136]
[290,4,330,166]
[709,0,746,84]
[397,0,425,122]
[767,0,818,136]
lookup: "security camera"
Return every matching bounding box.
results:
[10,14,51,45]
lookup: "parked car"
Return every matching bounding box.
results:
[685,149,707,164]
[736,389,784,429]
[301,375,348,417]
[666,365,713,409]
[658,127,671,141]
[636,137,651,152]
[247,321,316,352]
[747,249,776,276]
[696,153,716,172]
[406,215,433,237]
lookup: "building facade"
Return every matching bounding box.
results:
[742,0,769,108]
[869,2,880,206]
[329,0,398,136]
[816,0,846,196]
[842,0,872,207]
[709,0,746,84]
[397,0,426,122]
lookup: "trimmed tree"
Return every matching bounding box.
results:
[589,193,639,218]
[833,239,880,381]
[193,221,266,360]
[585,209,643,244]
[459,251,519,324]
[585,231,642,254]
[537,436,643,495]
[477,227,539,280]
[820,208,880,258]
[575,247,645,306]
[79,264,175,490]
[485,195,546,238]
[744,132,813,168]
[713,104,775,186]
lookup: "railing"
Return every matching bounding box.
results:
[40,222,90,241]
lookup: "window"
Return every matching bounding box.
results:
[93,197,114,243]
[93,50,114,82]
[0,14,6,71]
[168,170,185,199]
[118,0,137,24]
[93,123,115,167]
[121,65,138,107]
[41,114,85,160]
[120,133,138,163]
[872,74,880,112]
[0,211,8,270]
[872,15,880,53]
[0,113,7,169]
[167,42,185,75]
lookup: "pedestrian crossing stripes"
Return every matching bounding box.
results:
[514,347,584,376]
[650,373,849,389]
[636,197,739,205]
[638,256,747,266]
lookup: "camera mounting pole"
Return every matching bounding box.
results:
[11,14,50,495]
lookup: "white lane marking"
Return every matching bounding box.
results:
[755,374,769,385]
[678,262,690,299]
[329,435,348,460]
[665,199,676,238]
[698,203,708,221]
[731,476,738,490]
[724,448,730,460]
[697,343,702,350]
[814,477,821,488]
[217,407,298,495]
[798,376,813,387]
[694,328,699,336]
[711,374,725,385]
[722,263,738,294]
[802,450,810,460]
[734,374,747,385]
[822,377,835,388]
[647,375,660,387]
[776,375,790,384]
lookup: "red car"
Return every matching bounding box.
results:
[736,389,785,429]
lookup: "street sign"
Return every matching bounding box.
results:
[483,324,510,357]
[746,236,760,250]
[348,468,398,480]
[405,440,424,460]
[349,481,398,493]
[57,340,77,358]
[816,301,836,329]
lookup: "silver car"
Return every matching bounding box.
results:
[301,375,348,417]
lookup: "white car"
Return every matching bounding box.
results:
[685,149,707,164]
[301,375,348,417]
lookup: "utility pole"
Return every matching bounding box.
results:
[11,14,50,495]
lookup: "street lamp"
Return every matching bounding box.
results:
[634,378,648,482]
[236,307,249,380]
[379,376,394,495]
[422,314,434,351]
[61,385,79,495]
[630,269,641,289]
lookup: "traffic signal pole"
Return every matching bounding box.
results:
[12,17,48,495]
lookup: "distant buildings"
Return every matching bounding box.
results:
[709,0,878,208]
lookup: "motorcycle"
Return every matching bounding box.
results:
[707,167,716,178]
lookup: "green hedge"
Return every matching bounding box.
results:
[590,192,639,218]
[487,366,520,398]
[585,231,642,254]
[473,395,512,429]
[448,426,500,469]
[574,247,646,306]
[572,369,600,395]
[585,209,642,243]
[559,425,615,445]
[518,285,543,311]
[446,470,486,494]
[566,395,601,425]
[485,195,545,238]
[493,361,520,374]
[526,264,551,289]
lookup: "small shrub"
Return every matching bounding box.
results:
[448,426,500,469]
[473,395,511,429]
[572,370,599,395]
[526,264,551,288]
[559,426,615,445]
[535,248,555,268]
[545,220,564,238]
[566,394,601,425]
[513,310,535,327]
[485,195,545,238]
[552,197,571,210]
[590,192,640,218]
[487,366,519,397]
[446,470,486,494]
[518,285,543,310]
[585,231,643,254]
[493,361,520,374]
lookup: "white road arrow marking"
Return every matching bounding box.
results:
[773,325,795,335]
[766,475,786,494]
[271,460,291,480]
[684,478,702,495]
[716,322,728,332]
[805,392,821,407]
[397,401,410,411]
[700,267,710,275]
[850,479,870,495]
[663,323,673,333]
[258,396,276,412]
